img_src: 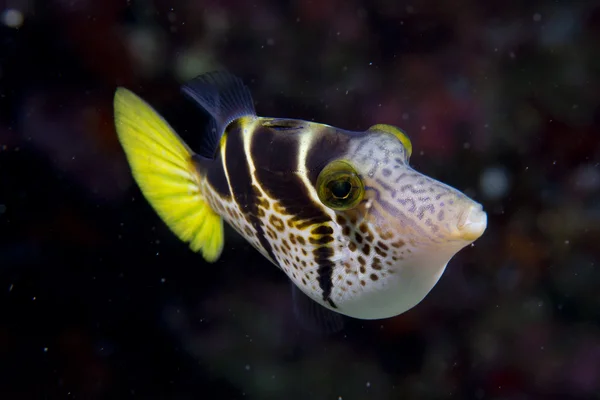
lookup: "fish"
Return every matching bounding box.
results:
[113,71,487,332]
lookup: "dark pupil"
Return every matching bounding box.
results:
[329,180,352,199]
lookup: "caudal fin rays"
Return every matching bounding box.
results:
[113,87,224,262]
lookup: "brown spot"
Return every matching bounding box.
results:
[269,215,285,232]
[348,242,357,252]
[359,224,368,234]
[346,280,353,286]
[244,226,254,237]
[289,234,297,245]
[336,215,347,225]
[354,232,363,244]
[365,233,374,242]
[342,226,351,236]
[302,277,307,285]
[309,235,334,245]
[344,262,352,273]
[357,256,366,266]
[266,229,276,239]
[257,208,266,218]
[252,184,263,197]
[362,244,371,256]
[312,225,333,235]
[375,246,386,257]
[349,215,357,225]
[359,266,366,274]
[376,241,389,251]
[360,280,366,286]
[301,260,307,267]
[372,258,383,270]
[301,249,307,256]
[392,240,405,248]
[297,236,306,245]
[257,197,269,208]
[370,273,379,281]
[282,240,292,252]
[295,219,317,230]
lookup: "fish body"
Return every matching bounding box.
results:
[114,72,487,324]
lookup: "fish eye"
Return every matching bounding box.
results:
[368,124,412,158]
[316,160,364,210]
[329,180,352,199]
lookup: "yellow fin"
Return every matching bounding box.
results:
[114,87,224,262]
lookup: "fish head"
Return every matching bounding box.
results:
[347,124,487,248]
[307,123,487,319]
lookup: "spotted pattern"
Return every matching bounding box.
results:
[346,132,471,245]
[199,117,484,319]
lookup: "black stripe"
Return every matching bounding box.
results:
[251,125,329,225]
[250,125,300,172]
[224,120,278,265]
[194,153,231,198]
[251,122,340,305]
[304,126,355,185]
[313,246,336,307]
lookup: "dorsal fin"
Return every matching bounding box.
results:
[181,71,256,158]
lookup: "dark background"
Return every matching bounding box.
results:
[1,0,599,399]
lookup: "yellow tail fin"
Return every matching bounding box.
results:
[114,88,224,262]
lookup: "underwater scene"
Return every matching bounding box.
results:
[1,0,599,399]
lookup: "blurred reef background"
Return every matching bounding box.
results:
[1,0,599,399]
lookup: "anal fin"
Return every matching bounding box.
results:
[290,282,345,335]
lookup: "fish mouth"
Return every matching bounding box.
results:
[456,204,487,241]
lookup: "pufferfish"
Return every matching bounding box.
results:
[113,71,487,331]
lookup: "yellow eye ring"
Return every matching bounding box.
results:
[316,160,365,211]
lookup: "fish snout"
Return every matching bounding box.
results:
[455,203,487,242]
